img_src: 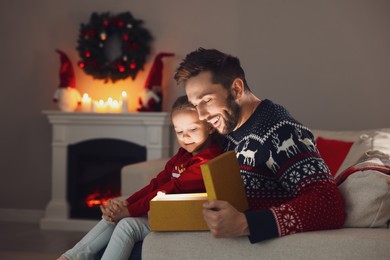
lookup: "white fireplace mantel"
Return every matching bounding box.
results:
[40,111,172,231]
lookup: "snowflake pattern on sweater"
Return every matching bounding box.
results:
[224,100,344,242]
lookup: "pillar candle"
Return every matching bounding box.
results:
[106,97,113,113]
[111,100,121,113]
[81,93,92,112]
[93,99,107,113]
[121,91,128,113]
[106,97,121,113]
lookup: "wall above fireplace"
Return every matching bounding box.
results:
[41,111,173,231]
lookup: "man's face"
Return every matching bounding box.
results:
[185,71,241,135]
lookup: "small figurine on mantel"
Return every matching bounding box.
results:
[53,49,81,112]
[138,52,175,112]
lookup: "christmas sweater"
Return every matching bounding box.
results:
[223,99,345,243]
[126,143,222,217]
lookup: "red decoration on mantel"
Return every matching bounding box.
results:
[53,49,81,112]
[138,52,175,112]
[56,49,76,88]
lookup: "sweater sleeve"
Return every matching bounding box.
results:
[125,150,181,209]
[246,181,344,243]
[246,126,345,243]
[126,158,207,217]
[126,145,222,217]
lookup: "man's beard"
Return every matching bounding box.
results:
[219,93,241,134]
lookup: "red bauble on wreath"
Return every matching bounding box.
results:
[77,12,153,83]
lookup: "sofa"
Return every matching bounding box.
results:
[121,128,390,260]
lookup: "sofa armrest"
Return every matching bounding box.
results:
[311,129,370,142]
[121,158,168,196]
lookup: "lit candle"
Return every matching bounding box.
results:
[106,97,113,113]
[105,97,121,113]
[121,91,128,113]
[111,99,121,113]
[81,93,92,112]
[93,99,107,113]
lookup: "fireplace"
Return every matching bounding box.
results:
[41,111,172,231]
[68,139,146,220]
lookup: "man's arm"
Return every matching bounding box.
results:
[202,200,279,242]
[203,125,344,243]
[202,182,343,243]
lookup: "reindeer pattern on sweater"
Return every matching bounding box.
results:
[223,100,344,241]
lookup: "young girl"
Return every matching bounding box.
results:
[58,95,222,260]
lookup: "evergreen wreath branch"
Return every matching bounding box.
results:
[77,12,153,83]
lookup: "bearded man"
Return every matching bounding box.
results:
[174,48,344,243]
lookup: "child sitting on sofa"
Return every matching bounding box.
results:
[58,95,222,260]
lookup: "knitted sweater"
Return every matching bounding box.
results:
[223,99,345,243]
[126,144,222,217]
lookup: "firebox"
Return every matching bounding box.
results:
[67,138,146,220]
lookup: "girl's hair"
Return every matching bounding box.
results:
[174,47,250,91]
[171,95,196,116]
[171,95,223,146]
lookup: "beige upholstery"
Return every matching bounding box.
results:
[121,158,167,197]
[143,229,390,260]
[120,128,390,260]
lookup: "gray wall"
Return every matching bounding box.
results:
[0,0,389,212]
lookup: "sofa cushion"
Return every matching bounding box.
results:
[311,129,369,142]
[334,130,390,228]
[336,129,390,177]
[337,162,390,228]
[142,229,390,260]
[316,137,353,176]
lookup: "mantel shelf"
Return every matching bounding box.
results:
[42,110,171,126]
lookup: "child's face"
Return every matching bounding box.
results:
[172,109,213,154]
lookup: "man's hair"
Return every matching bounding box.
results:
[174,48,250,91]
[171,95,196,115]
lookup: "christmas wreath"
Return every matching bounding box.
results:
[77,12,153,82]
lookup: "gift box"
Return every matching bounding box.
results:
[149,151,248,231]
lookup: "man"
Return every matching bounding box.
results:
[174,48,344,243]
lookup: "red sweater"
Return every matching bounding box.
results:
[126,144,222,217]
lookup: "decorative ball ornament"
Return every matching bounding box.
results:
[77,12,153,83]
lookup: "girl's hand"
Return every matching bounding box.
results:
[102,199,130,223]
[100,205,115,224]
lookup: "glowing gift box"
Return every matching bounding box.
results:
[149,151,248,231]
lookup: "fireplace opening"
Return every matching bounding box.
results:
[67,138,146,220]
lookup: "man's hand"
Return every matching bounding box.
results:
[203,200,249,238]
